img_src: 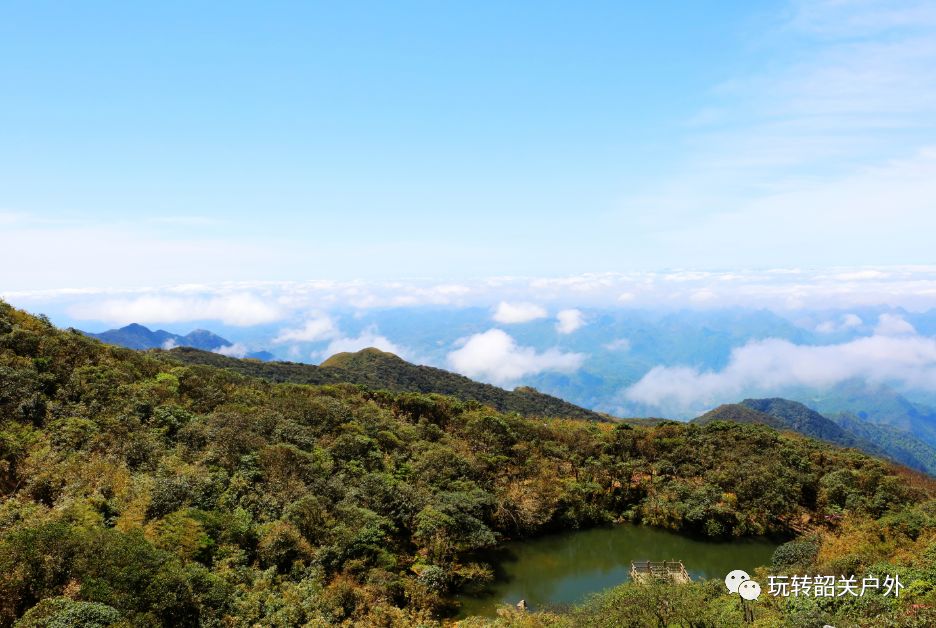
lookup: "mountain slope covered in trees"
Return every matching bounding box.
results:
[693,398,880,453]
[829,412,936,477]
[692,403,788,430]
[0,301,934,626]
[693,398,936,475]
[809,380,936,450]
[740,398,875,449]
[167,345,608,421]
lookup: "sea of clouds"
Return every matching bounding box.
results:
[7,267,936,415]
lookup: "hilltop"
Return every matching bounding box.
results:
[166,345,609,421]
[692,402,788,430]
[694,398,868,448]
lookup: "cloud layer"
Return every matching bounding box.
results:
[556,308,585,334]
[67,293,283,326]
[14,266,936,329]
[816,313,863,334]
[273,315,338,343]
[625,315,936,414]
[447,329,584,385]
[214,343,249,358]
[492,301,548,324]
[612,0,936,268]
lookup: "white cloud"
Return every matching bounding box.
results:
[625,331,936,414]
[161,338,179,350]
[0,220,289,292]
[67,293,284,326]
[833,271,889,281]
[555,309,585,334]
[791,0,936,37]
[612,0,936,268]
[214,343,248,358]
[604,338,631,352]
[273,315,338,343]
[12,267,936,326]
[875,313,916,336]
[816,313,863,333]
[321,328,405,360]
[447,329,585,385]
[842,313,863,329]
[492,301,548,324]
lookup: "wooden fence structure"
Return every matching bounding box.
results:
[629,560,690,584]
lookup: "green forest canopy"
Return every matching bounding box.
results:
[167,345,607,422]
[0,301,934,626]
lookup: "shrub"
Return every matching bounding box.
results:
[773,539,820,567]
[15,597,121,628]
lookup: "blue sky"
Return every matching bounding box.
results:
[2,0,936,291]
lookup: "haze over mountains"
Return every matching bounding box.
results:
[76,304,936,479]
[78,320,936,476]
[85,304,936,414]
[85,323,274,360]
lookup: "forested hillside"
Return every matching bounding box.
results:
[0,301,934,626]
[167,345,607,421]
[831,412,936,477]
[693,399,882,456]
[694,399,936,476]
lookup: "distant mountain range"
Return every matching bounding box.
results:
[83,322,936,475]
[807,380,936,451]
[167,345,609,422]
[693,398,936,475]
[84,323,274,360]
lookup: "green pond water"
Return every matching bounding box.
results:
[456,524,780,617]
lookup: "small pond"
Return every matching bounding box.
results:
[456,524,780,617]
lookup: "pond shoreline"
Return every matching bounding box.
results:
[453,522,781,618]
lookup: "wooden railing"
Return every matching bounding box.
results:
[630,560,690,583]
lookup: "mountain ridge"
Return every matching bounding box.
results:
[84,323,273,360]
[692,397,936,475]
[166,345,610,421]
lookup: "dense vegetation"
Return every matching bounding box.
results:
[739,398,876,450]
[168,345,607,421]
[831,411,936,477]
[693,398,936,476]
[0,301,934,626]
[811,379,936,451]
[692,403,789,430]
